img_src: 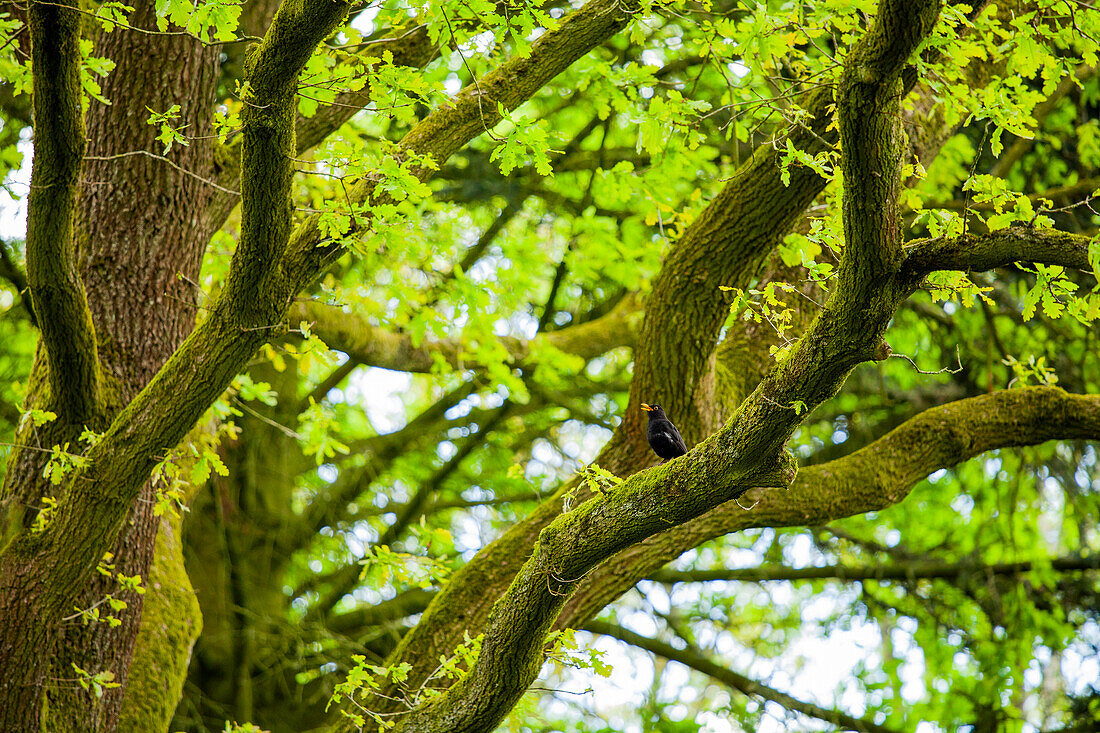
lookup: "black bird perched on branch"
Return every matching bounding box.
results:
[640,403,688,460]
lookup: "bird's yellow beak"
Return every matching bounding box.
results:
[640,403,653,411]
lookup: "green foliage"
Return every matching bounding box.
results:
[222,723,270,733]
[3,0,1099,731]
[358,530,455,590]
[19,408,57,430]
[298,398,351,464]
[150,405,238,516]
[94,2,135,33]
[329,632,482,729]
[546,628,613,677]
[79,40,116,107]
[42,442,88,486]
[153,0,241,42]
[63,552,146,629]
[146,104,190,155]
[578,462,622,497]
[70,663,120,699]
[0,15,30,96]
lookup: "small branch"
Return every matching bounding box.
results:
[648,555,1100,585]
[422,198,524,310]
[916,177,1100,216]
[289,293,641,374]
[295,24,437,154]
[86,150,240,197]
[585,620,903,733]
[537,246,573,333]
[328,588,437,635]
[888,344,962,375]
[307,406,509,619]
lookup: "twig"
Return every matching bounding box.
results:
[85,150,240,196]
[888,344,963,375]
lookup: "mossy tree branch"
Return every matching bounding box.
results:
[836,0,941,284]
[900,226,1095,280]
[390,6,955,728]
[288,293,640,374]
[556,386,1100,628]
[222,0,352,313]
[364,2,1035,697]
[24,0,100,422]
[585,619,904,733]
[386,439,798,732]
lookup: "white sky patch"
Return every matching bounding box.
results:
[728,60,751,78]
[348,4,381,35]
[347,366,414,432]
[0,134,32,240]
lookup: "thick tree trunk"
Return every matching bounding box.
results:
[0,0,219,727]
[62,2,218,725]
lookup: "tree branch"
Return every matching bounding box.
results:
[585,620,903,733]
[307,405,509,620]
[294,380,479,551]
[648,554,1100,585]
[900,226,1094,281]
[279,0,642,289]
[836,0,941,282]
[221,0,351,313]
[289,292,641,374]
[328,588,437,635]
[24,0,100,421]
[298,357,360,412]
[556,386,1100,629]
[386,445,797,732]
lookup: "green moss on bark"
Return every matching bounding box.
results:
[117,516,202,733]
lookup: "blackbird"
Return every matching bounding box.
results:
[640,403,688,460]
